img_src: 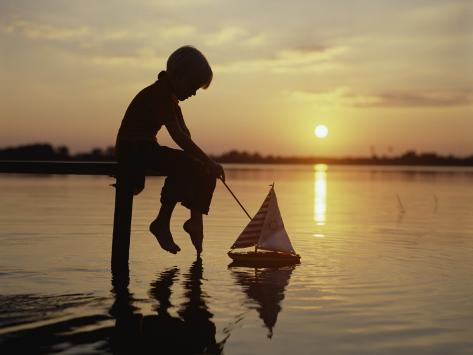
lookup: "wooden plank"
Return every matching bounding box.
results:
[111,176,134,273]
[0,160,117,175]
[0,161,163,176]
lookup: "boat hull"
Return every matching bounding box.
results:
[228,251,301,267]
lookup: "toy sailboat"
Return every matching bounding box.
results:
[228,185,301,266]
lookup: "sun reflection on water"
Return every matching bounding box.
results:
[313,164,327,232]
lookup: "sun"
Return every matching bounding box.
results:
[314,124,328,139]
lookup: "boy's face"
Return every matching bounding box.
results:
[171,74,202,101]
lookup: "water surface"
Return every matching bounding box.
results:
[1,165,472,354]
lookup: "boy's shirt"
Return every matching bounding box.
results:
[117,71,182,144]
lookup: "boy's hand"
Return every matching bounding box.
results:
[208,160,225,182]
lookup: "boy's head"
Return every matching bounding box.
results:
[166,45,213,101]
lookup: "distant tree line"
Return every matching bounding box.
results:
[1,143,473,166]
[211,149,473,166]
[0,143,115,161]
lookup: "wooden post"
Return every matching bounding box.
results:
[112,174,134,273]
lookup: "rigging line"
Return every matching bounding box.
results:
[220,178,253,220]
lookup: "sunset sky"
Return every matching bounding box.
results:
[1,0,472,157]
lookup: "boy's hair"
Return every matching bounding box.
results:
[166,45,213,89]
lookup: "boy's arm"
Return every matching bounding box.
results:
[165,120,225,180]
[176,114,191,137]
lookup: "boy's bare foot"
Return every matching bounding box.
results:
[149,219,180,254]
[183,219,203,255]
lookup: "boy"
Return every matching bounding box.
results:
[116,46,224,255]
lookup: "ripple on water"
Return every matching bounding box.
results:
[1,168,473,354]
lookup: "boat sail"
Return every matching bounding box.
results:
[228,185,300,265]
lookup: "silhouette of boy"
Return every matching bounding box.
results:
[116,46,224,255]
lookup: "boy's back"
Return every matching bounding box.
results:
[117,74,180,144]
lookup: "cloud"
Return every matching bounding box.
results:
[2,18,194,63]
[405,1,473,36]
[91,49,166,69]
[204,26,246,46]
[290,87,473,108]
[2,17,195,43]
[204,26,266,47]
[151,0,217,8]
[215,46,347,73]
[3,20,90,40]
[290,87,362,107]
[369,90,473,107]
[160,24,196,39]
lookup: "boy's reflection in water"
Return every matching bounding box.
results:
[110,258,223,354]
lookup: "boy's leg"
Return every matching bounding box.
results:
[150,145,216,215]
[150,201,181,254]
[141,143,183,254]
[117,142,180,253]
[183,209,204,255]
[164,154,215,254]
[145,144,216,253]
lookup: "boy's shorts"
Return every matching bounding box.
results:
[116,141,216,214]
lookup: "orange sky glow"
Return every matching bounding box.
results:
[1,0,472,157]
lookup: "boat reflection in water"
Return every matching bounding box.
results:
[111,258,225,354]
[229,265,295,338]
